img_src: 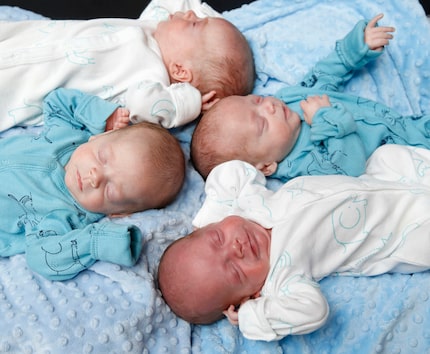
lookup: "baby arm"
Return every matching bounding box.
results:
[302,98,367,177]
[127,81,202,128]
[43,88,120,135]
[104,107,130,131]
[300,14,392,92]
[193,160,277,228]
[25,213,142,281]
[300,94,331,125]
[365,145,430,185]
[237,274,329,341]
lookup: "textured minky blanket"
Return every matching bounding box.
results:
[0,1,429,353]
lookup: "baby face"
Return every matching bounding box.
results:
[219,95,302,167]
[179,216,271,310]
[64,130,151,215]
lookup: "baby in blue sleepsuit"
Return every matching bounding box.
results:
[0,88,185,280]
[191,14,430,181]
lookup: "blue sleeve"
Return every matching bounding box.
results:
[310,103,357,140]
[308,103,367,177]
[43,88,120,135]
[299,19,382,92]
[286,140,367,178]
[25,212,142,281]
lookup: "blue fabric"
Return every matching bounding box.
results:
[0,87,142,280]
[272,19,430,182]
[1,2,430,353]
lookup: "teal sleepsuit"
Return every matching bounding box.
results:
[273,19,430,182]
[0,88,142,280]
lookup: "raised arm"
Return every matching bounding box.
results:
[299,14,394,92]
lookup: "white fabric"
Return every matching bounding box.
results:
[139,0,221,21]
[0,0,221,131]
[193,144,430,341]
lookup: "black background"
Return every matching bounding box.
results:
[0,0,255,19]
[1,1,428,19]
[0,1,428,22]
[1,0,429,19]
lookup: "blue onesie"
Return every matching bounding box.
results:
[273,19,430,182]
[0,88,142,281]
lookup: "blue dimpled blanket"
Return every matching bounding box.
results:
[0,1,430,353]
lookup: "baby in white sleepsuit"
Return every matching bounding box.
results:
[0,0,254,131]
[158,144,430,341]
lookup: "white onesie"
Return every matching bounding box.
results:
[0,0,220,131]
[193,144,430,341]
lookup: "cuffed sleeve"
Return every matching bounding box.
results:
[90,223,142,266]
[238,273,329,341]
[128,81,201,128]
[310,102,357,141]
[299,19,382,92]
[192,160,273,228]
[25,214,142,281]
[43,88,120,134]
[335,19,381,70]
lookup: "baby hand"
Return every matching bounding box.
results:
[105,107,130,131]
[300,94,331,125]
[365,14,395,51]
[223,304,239,325]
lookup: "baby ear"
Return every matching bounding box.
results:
[255,161,278,176]
[169,62,193,83]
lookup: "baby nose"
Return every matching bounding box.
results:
[184,10,197,20]
[89,167,101,188]
[231,239,244,259]
[262,98,276,115]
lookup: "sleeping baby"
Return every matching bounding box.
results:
[191,14,430,182]
[0,0,254,132]
[159,144,430,341]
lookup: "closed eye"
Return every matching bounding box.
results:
[98,150,106,165]
[105,182,123,203]
[229,262,243,284]
[254,115,266,136]
[216,230,223,245]
[210,230,223,246]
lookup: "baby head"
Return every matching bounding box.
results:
[154,10,255,101]
[158,215,271,324]
[191,94,302,179]
[65,121,185,216]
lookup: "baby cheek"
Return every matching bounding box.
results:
[81,191,106,213]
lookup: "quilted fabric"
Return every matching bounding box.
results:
[0,1,429,353]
